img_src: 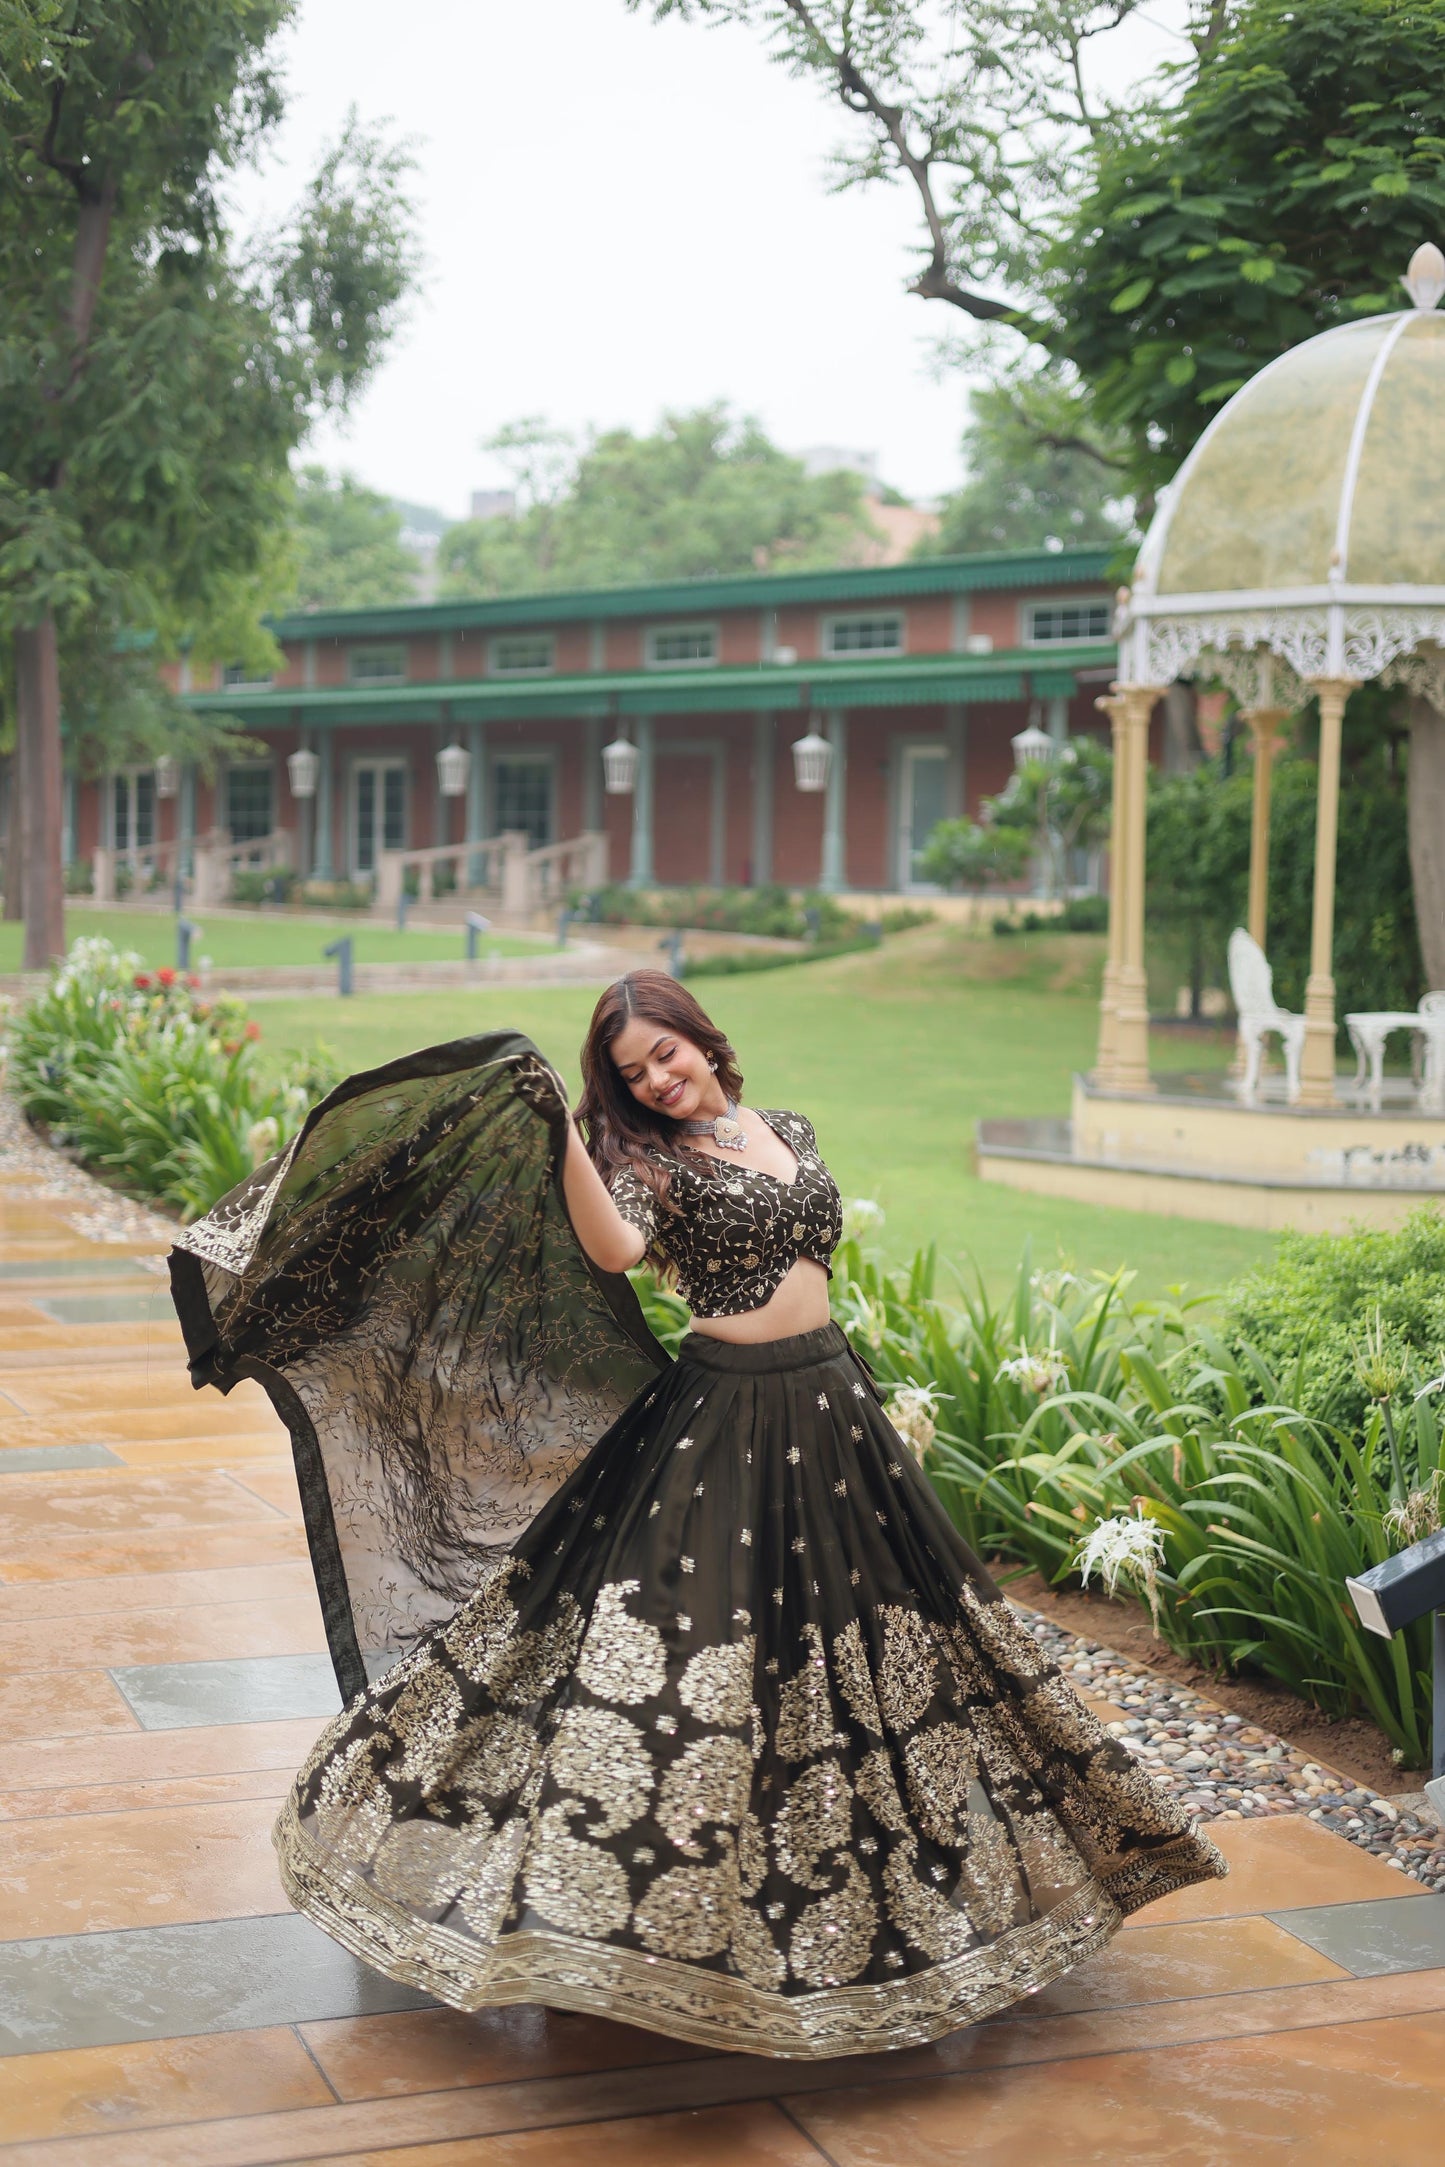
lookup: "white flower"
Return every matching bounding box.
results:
[995,1348,1069,1396]
[887,1379,942,1463]
[245,1116,280,1167]
[842,1198,886,1243]
[1076,1513,1166,1635]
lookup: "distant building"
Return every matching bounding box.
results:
[469,489,518,522]
[84,547,1122,898]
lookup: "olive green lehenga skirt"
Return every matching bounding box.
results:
[272,1322,1225,2059]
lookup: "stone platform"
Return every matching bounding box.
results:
[1,1117,1443,2161]
[978,1070,1445,1233]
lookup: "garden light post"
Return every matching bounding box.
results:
[465,912,491,962]
[176,917,198,972]
[1346,1531,1445,1813]
[323,935,354,997]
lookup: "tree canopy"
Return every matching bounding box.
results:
[0,0,417,960]
[921,362,1135,557]
[437,407,882,598]
[287,468,421,613]
[1048,0,1445,492]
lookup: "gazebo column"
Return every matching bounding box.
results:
[1243,706,1291,944]
[1093,693,1129,1078]
[1095,685,1161,1092]
[1297,678,1357,1106]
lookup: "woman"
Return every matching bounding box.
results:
[169,972,1223,2059]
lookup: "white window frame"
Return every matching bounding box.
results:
[347,643,408,687]
[643,621,719,670]
[220,663,274,692]
[488,631,556,677]
[225,758,277,845]
[1022,597,1113,647]
[820,610,905,659]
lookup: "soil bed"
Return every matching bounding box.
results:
[1002,1565,1408,1796]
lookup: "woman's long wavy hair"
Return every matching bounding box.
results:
[577,972,744,1204]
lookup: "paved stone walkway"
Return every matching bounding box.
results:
[0,1131,1443,2161]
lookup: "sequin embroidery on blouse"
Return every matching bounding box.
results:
[609,1109,842,1319]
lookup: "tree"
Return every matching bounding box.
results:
[438,406,882,598]
[287,467,420,612]
[989,733,1115,896]
[920,359,1136,556]
[0,5,417,964]
[1048,0,1445,495]
[916,817,1030,892]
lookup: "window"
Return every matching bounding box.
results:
[221,663,273,691]
[348,644,407,685]
[227,764,274,843]
[490,633,555,676]
[112,771,155,852]
[1024,601,1112,645]
[493,756,553,851]
[823,613,904,656]
[645,623,717,668]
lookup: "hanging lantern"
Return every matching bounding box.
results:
[1010,722,1060,770]
[153,755,179,799]
[436,740,470,798]
[791,727,831,793]
[287,746,320,799]
[603,732,640,795]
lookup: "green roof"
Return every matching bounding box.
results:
[262,546,1116,643]
[185,642,1117,723]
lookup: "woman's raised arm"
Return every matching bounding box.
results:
[559,1116,647,1275]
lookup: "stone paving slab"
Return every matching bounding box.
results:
[109,1654,342,1730]
[1270,1890,1445,1977]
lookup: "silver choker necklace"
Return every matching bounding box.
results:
[680,1096,749,1152]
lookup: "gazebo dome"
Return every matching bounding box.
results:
[1120,245,1445,699]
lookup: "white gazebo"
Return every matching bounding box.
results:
[978,247,1445,1231]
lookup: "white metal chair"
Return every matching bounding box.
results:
[1228,927,1307,1101]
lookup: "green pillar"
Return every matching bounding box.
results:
[629,715,655,888]
[820,710,847,892]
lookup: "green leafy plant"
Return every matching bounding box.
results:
[7,937,338,1219]
[827,1227,1445,1762]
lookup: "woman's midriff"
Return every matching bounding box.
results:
[687,1256,833,1345]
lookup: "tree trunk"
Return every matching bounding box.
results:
[1408,694,1445,991]
[1162,681,1203,775]
[3,746,23,922]
[14,617,66,969]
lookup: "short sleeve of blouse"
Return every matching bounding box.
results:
[610,1166,660,1246]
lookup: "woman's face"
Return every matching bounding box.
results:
[610,1015,718,1122]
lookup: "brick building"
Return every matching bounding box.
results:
[76,546,1120,898]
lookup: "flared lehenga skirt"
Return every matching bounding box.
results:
[274,1322,1224,2059]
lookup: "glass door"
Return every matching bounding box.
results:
[493,756,554,851]
[351,759,407,879]
[897,744,948,890]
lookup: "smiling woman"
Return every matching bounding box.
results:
[170,978,1225,2061]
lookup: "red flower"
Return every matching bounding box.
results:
[133,973,151,990]
[244,1019,261,1041]
[186,974,201,989]
[221,1039,241,1057]
[157,967,176,987]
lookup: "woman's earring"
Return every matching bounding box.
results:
[707,1057,717,1071]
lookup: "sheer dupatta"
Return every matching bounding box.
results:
[168,1031,668,1702]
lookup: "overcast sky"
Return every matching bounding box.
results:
[234,0,1190,519]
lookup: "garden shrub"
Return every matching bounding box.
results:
[577,883,861,943]
[994,896,1108,936]
[231,868,298,906]
[1221,1210,1445,1430]
[7,938,338,1221]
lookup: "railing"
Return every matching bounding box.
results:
[91,828,295,907]
[375,830,608,921]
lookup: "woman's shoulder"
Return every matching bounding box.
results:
[756,1106,819,1146]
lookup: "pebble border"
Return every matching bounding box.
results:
[0,1091,175,1255]
[1020,1609,1445,1894]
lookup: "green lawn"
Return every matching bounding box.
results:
[12,908,543,971]
[255,922,1276,1301]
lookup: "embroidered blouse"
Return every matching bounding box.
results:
[609,1108,843,1319]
